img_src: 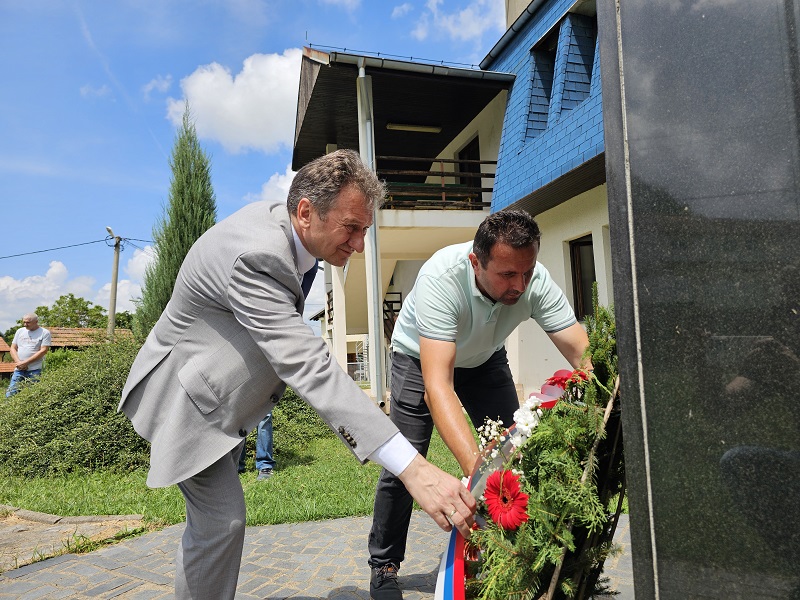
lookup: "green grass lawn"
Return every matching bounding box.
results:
[0,429,461,527]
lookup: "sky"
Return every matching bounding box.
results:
[0,0,507,334]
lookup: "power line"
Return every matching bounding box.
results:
[0,239,108,260]
[0,237,154,261]
[126,241,156,255]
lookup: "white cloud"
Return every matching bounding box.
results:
[392,3,414,18]
[319,0,361,9]
[0,247,156,332]
[166,48,302,154]
[0,262,96,332]
[413,0,505,43]
[124,246,156,282]
[142,74,173,101]
[80,83,112,98]
[94,279,141,314]
[244,164,296,204]
[411,12,430,40]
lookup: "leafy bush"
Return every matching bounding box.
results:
[0,338,149,477]
[273,386,336,446]
[42,347,79,371]
[1,336,339,478]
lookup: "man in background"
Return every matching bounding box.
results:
[6,313,50,397]
[239,412,276,480]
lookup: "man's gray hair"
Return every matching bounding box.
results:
[22,313,39,322]
[286,149,386,219]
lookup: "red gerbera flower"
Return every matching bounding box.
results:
[484,470,529,530]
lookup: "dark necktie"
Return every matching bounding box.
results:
[301,259,318,298]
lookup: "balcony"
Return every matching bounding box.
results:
[378,155,495,210]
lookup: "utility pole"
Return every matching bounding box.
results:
[106,226,121,338]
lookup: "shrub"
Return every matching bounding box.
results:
[273,386,336,446]
[0,338,339,477]
[43,347,79,371]
[0,338,149,477]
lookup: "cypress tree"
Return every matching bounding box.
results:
[133,105,217,339]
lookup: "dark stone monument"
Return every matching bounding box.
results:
[597,0,800,597]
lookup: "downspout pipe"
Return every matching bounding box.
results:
[356,59,387,408]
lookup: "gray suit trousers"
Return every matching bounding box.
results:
[175,442,247,600]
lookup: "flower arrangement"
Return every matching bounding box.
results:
[435,295,624,600]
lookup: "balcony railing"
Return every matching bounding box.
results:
[377,155,495,210]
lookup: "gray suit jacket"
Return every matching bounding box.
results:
[119,201,398,488]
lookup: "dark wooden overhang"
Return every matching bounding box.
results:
[293,47,515,174]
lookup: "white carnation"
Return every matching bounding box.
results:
[514,406,541,438]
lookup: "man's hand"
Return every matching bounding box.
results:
[397,454,476,538]
[16,361,29,370]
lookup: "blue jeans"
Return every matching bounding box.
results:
[5,369,42,398]
[238,412,275,472]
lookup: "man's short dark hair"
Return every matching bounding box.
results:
[286,149,386,219]
[473,209,541,266]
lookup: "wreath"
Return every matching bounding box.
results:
[436,296,624,600]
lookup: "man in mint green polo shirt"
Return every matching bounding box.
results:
[368,210,591,600]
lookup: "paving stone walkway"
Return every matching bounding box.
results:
[0,512,633,599]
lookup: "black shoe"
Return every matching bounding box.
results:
[257,468,274,481]
[370,563,402,600]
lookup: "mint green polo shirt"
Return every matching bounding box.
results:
[391,241,577,369]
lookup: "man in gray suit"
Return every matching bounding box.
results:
[119,150,476,600]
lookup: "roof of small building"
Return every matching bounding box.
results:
[46,327,134,347]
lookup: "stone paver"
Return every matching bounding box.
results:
[0,512,633,599]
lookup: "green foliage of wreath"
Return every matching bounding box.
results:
[468,288,622,600]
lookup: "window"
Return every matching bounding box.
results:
[526,12,598,139]
[560,14,597,111]
[528,28,559,137]
[570,234,596,321]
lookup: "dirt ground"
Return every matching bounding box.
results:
[0,506,144,574]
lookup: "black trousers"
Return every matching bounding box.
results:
[368,348,519,568]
